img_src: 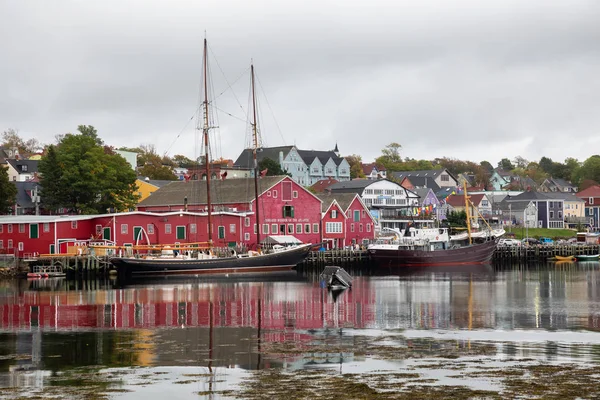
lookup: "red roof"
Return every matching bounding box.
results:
[361,162,386,175]
[577,185,600,198]
[446,193,485,207]
[310,177,339,193]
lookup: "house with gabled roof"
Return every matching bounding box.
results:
[361,163,386,180]
[412,188,445,221]
[234,144,350,186]
[12,181,43,215]
[5,159,38,182]
[576,185,600,230]
[445,193,492,219]
[309,177,339,193]
[540,177,577,193]
[327,178,421,231]
[136,175,322,247]
[490,169,512,190]
[392,169,458,190]
[502,191,564,229]
[316,192,376,248]
[399,176,441,193]
[545,192,586,228]
[136,177,175,203]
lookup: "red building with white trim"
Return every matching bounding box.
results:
[316,193,376,249]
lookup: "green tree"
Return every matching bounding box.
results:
[0,166,17,214]
[446,210,467,227]
[345,154,366,179]
[376,142,404,171]
[498,158,515,171]
[258,158,287,176]
[172,154,198,168]
[38,126,139,214]
[574,155,600,186]
[479,160,494,172]
[37,145,65,212]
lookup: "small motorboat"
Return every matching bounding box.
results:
[550,255,575,262]
[576,254,600,262]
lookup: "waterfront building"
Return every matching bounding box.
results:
[137,175,322,246]
[500,191,564,229]
[316,192,376,248]
[327,179,420,231]
[576,185,600,231]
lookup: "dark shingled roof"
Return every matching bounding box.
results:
[542,192,584,202]
[315,193,358,213]
[297,149,344,166]
[400,176,441,192]
[504,191,551,201]
[6,159,39,174]
[138,176,286,207]
[14,181,41,208]
[327,179,378,194]
[233,146,294,169]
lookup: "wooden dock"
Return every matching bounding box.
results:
[14,245,600,279]
[493,245,600,262]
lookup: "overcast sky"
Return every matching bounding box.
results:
[1,0,599,167]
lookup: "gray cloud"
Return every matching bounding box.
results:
[1,0,599,167]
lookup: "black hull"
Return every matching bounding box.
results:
[368,239,498,267]
[110,244,313,276]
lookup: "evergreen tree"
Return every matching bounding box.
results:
[37,145,65,212]
[0,167,17,214]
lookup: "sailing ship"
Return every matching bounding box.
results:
[109,39,312,276]
[367,182,503,267]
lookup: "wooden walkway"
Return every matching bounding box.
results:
[493,245,600,262]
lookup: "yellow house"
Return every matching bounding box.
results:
[136,178,174,203]
[546,192,585,228]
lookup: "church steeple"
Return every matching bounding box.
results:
[333,142,339,157]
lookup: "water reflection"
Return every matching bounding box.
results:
[1,263,600,388]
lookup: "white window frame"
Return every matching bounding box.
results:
[190,223,197,234]
[313,223,319,233]
[165,224,171,234]
[121,224,128,234]
[44,223,50,233]
[244,232,250,241]
[230,224,236,233]
[147,224,155,234]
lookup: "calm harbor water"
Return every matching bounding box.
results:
[2,262,600,398]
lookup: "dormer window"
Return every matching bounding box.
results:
[331,210,337,218]
[22,165,27,172]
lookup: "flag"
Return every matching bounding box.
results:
[221,171,228,180]
[260,168,268,177]
[184,174,191,182]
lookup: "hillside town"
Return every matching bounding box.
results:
[1,136,600,259]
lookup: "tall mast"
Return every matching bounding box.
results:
[203,38,213,245]
[463,180,472,245]
[251,63,261,248]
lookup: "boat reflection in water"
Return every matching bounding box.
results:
[3,263,600,389]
